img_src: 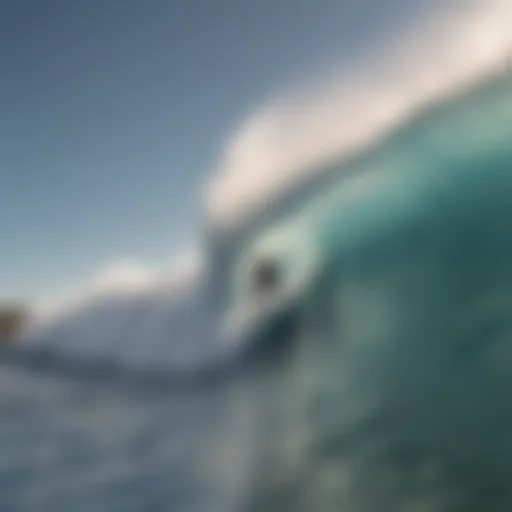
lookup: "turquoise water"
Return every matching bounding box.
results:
[3,71,512,511]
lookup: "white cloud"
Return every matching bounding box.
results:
[206,0,512,232]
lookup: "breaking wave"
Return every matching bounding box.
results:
[11,0,512,385]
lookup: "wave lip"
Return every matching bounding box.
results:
[206,0,512,234]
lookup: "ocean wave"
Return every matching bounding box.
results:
[15,67,512,387]
[17,0,512,382]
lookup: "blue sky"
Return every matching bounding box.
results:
[0,0,436,301]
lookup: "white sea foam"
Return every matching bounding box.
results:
[206,0,512,232]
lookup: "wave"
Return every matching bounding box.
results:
[13,67,512,388]
[15,0,512,384]
[7,64,512,509]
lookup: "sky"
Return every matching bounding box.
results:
[0,0,450,302]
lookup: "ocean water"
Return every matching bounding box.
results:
[3,71,512,511]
